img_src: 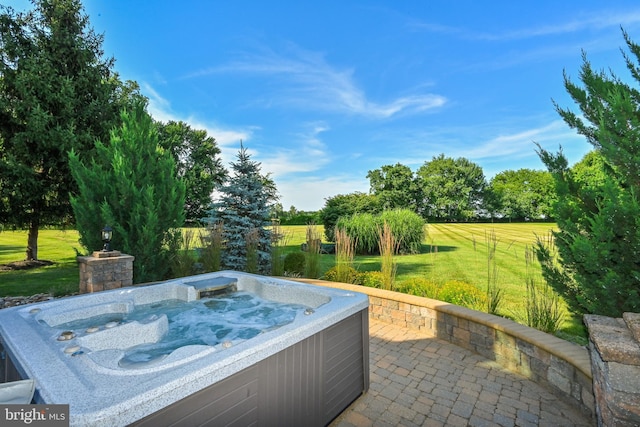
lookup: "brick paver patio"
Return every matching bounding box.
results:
[330,319,593,427]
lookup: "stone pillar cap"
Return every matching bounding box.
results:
[91,250,122,258]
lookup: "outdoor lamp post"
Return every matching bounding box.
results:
[101,225,113,252]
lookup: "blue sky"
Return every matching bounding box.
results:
[8,1,640,210]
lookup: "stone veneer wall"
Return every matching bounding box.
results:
[294,279,595,419]
[77,251,134,293]
[584,313,640,426]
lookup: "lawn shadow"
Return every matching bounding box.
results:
[421,244,457,253]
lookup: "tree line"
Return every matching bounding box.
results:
[317,159,557,239]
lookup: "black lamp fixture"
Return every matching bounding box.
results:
[101,225,113,252]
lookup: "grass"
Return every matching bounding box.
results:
[0,228,82,296]
[0,223,587,343]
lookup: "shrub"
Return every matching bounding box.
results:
[358,271,385,288]
[336,213,378,254]
[438,280,487,311]
[283,252,306,275]
[323,266,360,284]
[270,220,290,276]
[396,277,440,299]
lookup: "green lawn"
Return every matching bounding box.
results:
[0,229,82,297]
[0,223,587,343]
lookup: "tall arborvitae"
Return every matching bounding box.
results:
[69,101,185,283]
[206,144,272,274]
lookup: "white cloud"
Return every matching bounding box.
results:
[184,44,446,119]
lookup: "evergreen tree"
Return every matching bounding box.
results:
[69,101,185,283]
[0,0,124,260]
[536,30,640,317]
[207,144,273,274]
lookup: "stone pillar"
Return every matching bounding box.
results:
[584,313,640,427]
[77,251,135,294]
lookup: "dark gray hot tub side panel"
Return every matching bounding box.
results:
[132,309,369,427]
[0,337,23,383]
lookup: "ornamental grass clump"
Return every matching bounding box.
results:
[334,227,356,283]
[305,224,322,279]
[270,220,288,276]
[245,227,260,274]
[525,242,563,333]
[199,220,224,272]
[485,230,503,315]
[378,221,399,290]
[170,229,198,278]
[335,209,424,254]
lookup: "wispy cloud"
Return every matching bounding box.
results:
[259,123,331,178]
[409,9,640,42]
[462,120,579,160]
[375,119,588,172]
[184,44,446,119]
[480,10,640,41]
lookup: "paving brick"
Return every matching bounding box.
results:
[330,319,593,427]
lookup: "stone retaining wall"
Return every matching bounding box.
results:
[295,279,595,419]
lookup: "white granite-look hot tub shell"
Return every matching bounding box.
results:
[0,271,369,427]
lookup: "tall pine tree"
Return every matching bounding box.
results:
[207,145,273,274]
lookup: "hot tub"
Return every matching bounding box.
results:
[0,271,369,426]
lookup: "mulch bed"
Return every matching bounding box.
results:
[0,259,54,271]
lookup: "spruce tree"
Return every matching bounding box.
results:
[207,145,272,274]
[69,101,185,283]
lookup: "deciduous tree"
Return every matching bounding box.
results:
[417,154,486,221]
[487,169,555,221]
[367,163,421,212]
[156,121,226,225]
